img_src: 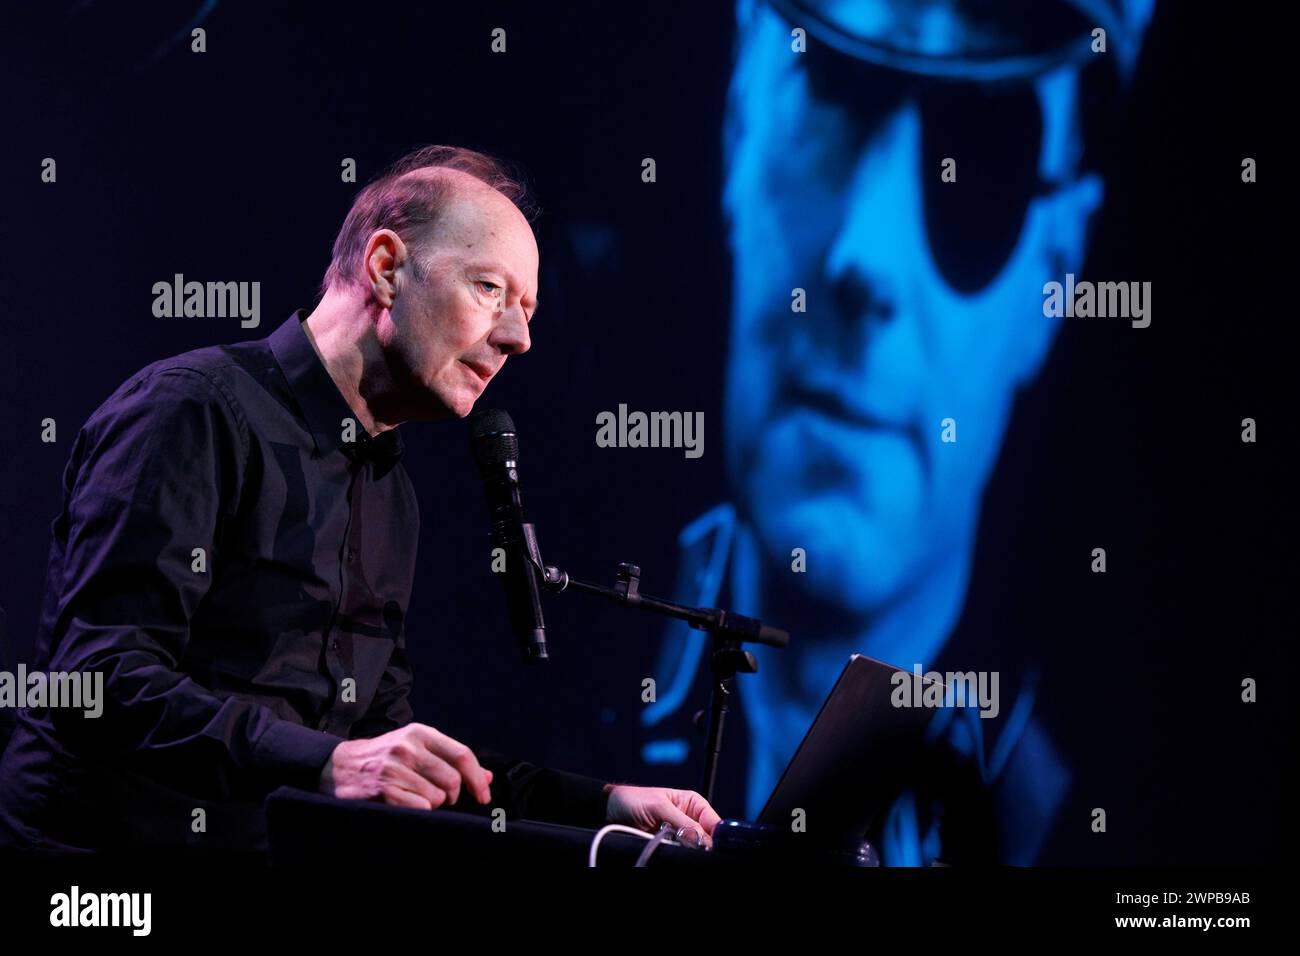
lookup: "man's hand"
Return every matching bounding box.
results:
[320,723,493,810]
[605,786,723,847]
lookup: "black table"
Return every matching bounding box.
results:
[266,787,719,868]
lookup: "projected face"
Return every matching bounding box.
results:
[722,0,1101,627]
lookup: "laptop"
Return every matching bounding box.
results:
[748,654,943,848]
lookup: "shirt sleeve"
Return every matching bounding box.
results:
[346,641,607,826]
[462,745,612,829]
[43,367,344,800]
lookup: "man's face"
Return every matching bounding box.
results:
[382,180,538,420]
[723,1,1097,617]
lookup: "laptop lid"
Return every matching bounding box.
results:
[756,654,942,844]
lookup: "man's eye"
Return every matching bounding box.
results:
[478,281,500,296]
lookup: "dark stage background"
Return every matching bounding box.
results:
[0,1,1290,865]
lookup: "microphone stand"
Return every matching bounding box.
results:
[516,523,789,805]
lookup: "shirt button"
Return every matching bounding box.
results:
[331,638,340,651]
[347,549,356,563]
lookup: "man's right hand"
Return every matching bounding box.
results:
[319,723,494,810]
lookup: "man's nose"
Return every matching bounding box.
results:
[493,305,531,356]
[822,103,929,336]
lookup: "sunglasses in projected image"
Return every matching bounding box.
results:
[760,0,1111,293]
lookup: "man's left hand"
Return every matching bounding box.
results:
[605,785,722,847]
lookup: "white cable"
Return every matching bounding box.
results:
[634,826,674,867]
[588,824,655,867]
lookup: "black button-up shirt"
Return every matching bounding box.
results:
[0,311,609,851]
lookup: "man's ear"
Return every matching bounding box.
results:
[1014,171,1104,385]
[363,229,407,309]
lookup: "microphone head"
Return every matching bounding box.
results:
[468,408,519,469]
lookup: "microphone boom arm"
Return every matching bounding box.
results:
[540,560,789,650]
[522,531,789,805]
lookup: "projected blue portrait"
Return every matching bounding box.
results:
[644,0,1154,864]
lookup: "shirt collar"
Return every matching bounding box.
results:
[269,310,405,472]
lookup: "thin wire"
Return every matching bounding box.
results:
[588,824,654,867]
[634,826,675,867]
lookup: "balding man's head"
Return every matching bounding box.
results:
[306,145,540,425]
[321,145,535,297]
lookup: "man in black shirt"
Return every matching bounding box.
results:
[0,145,720,853]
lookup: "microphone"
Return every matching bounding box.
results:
[468,409,548,663]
